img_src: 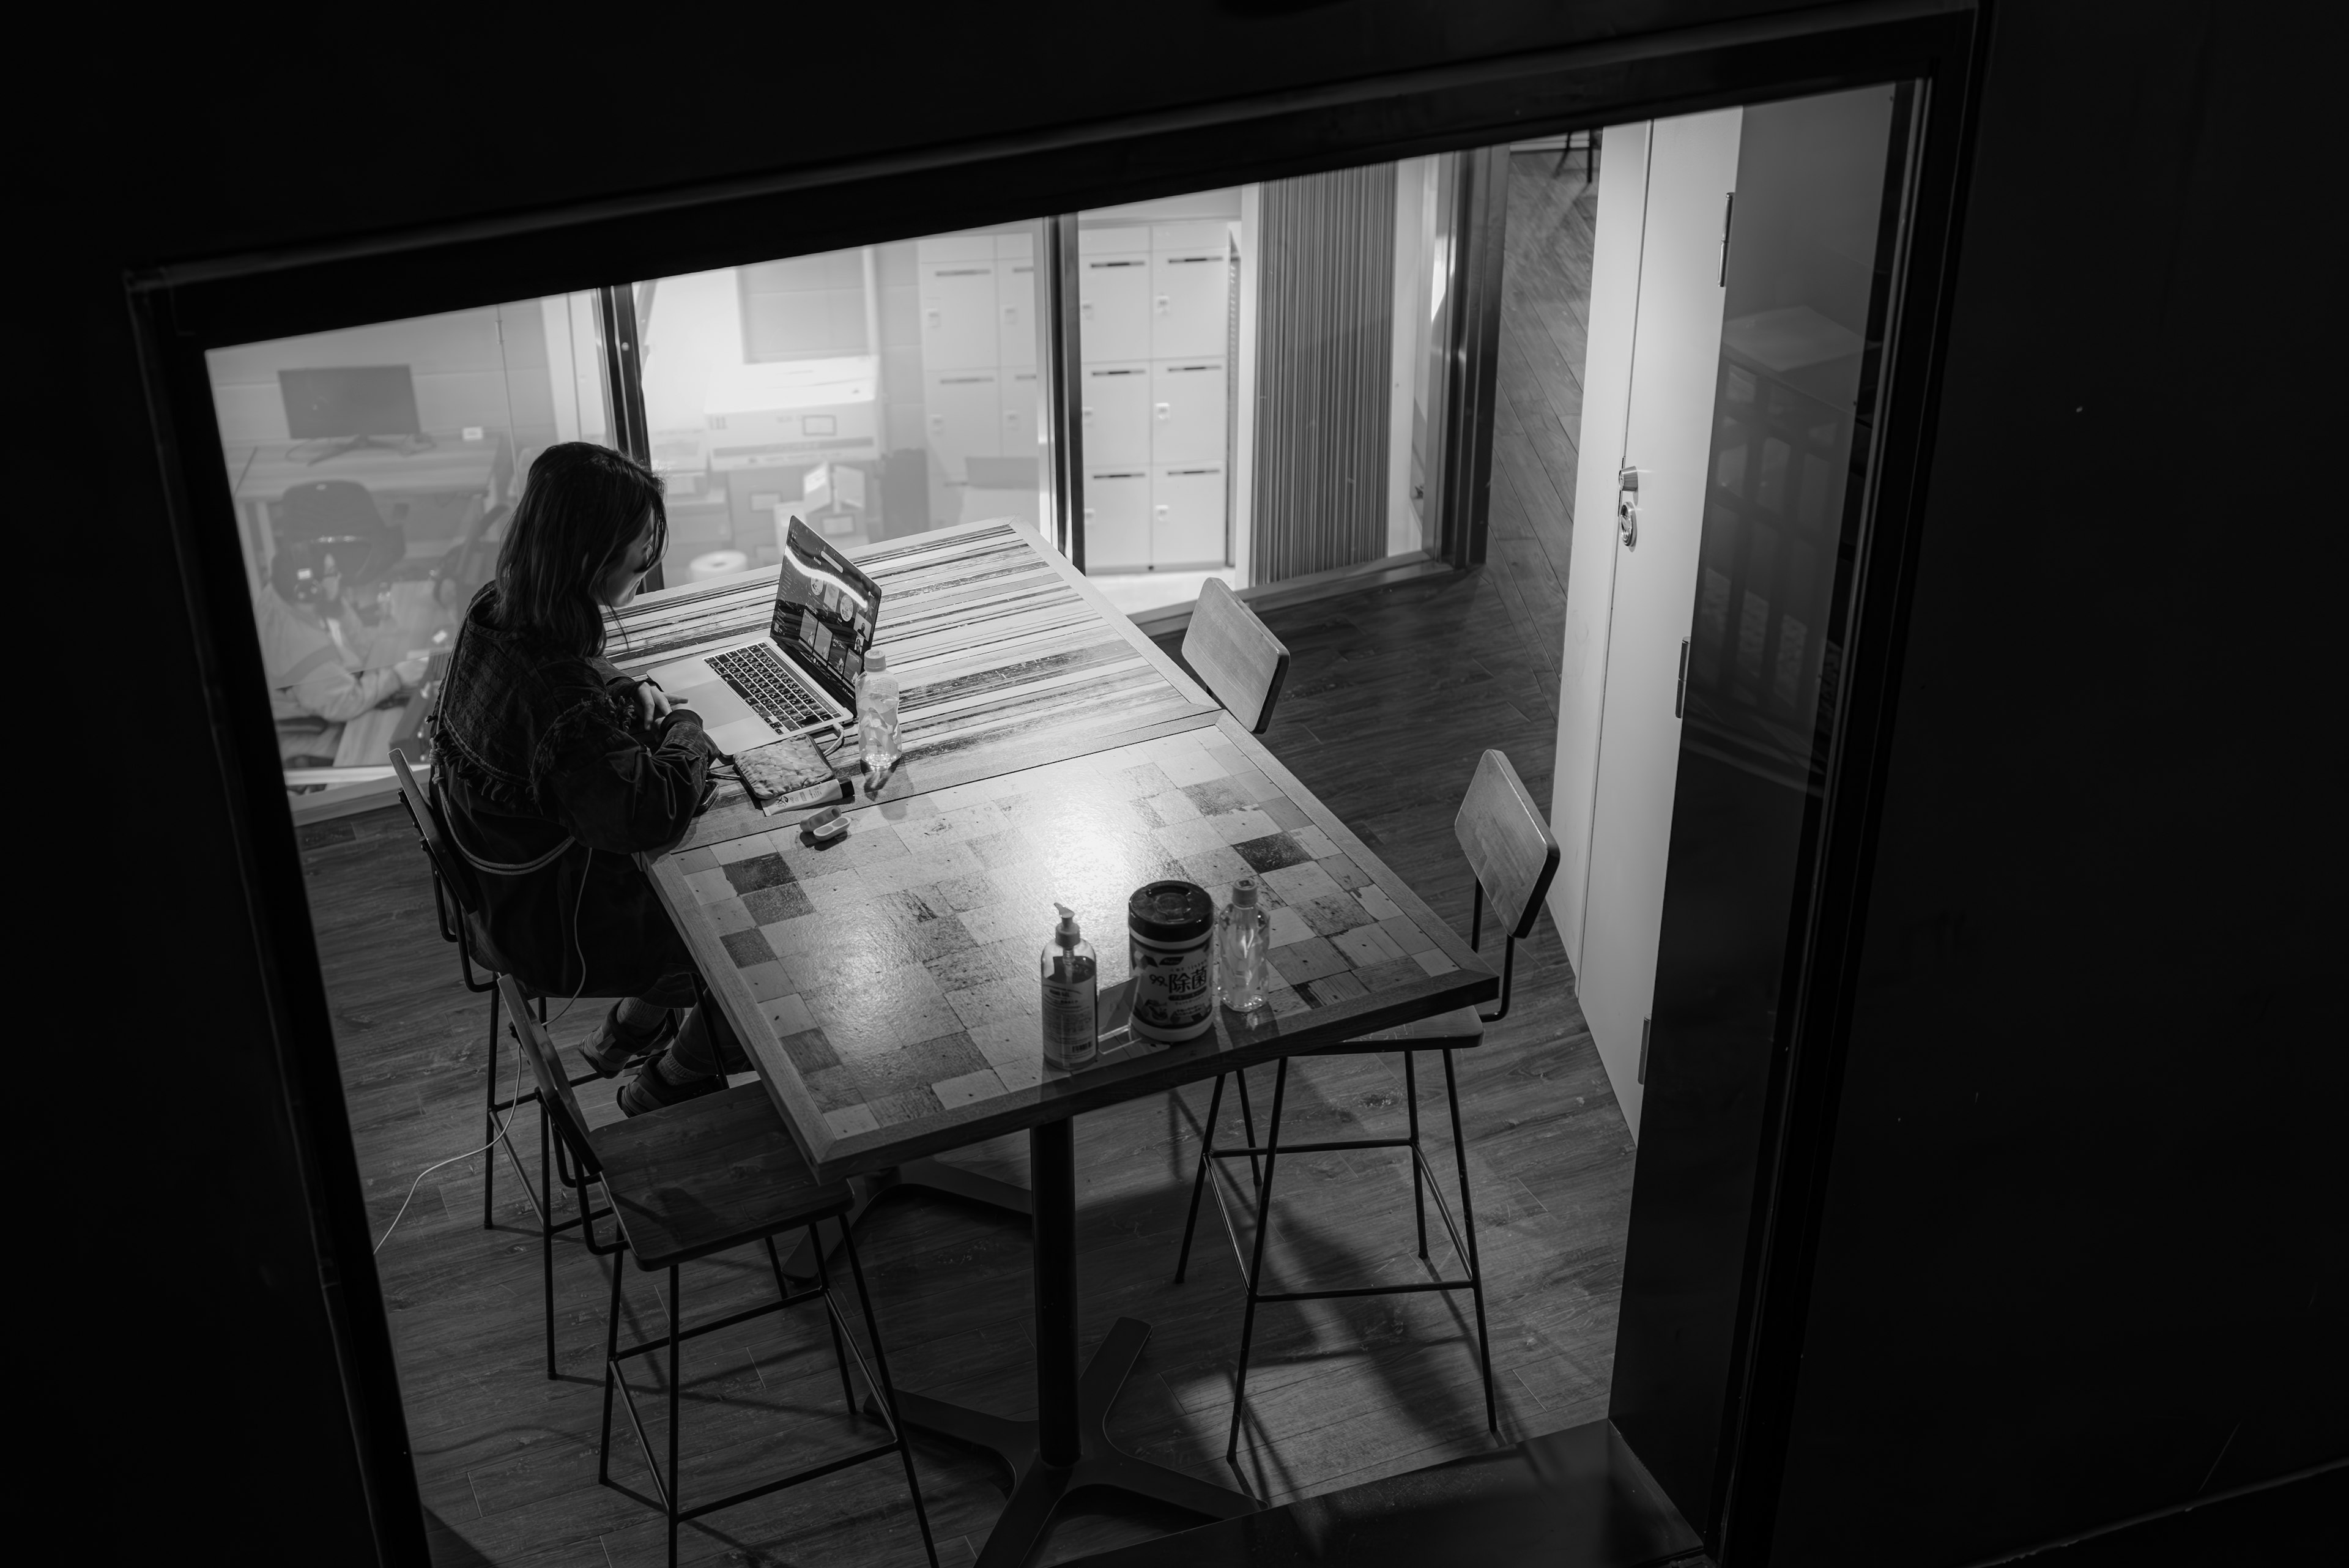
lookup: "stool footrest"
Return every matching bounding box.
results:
[1211,1136,1414,1157]
[1255,1278,1475,1304]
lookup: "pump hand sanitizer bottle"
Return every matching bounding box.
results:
[1040,903,1097,1071]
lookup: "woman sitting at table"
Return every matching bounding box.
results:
[431,442,739,1116]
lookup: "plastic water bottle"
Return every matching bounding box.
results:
[1217,878,1270,1012]
[857,652,900,776]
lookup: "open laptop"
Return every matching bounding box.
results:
[646,516,883,757]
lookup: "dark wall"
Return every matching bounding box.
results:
[24,2,2340,1564]
[1768,2,2346,1562]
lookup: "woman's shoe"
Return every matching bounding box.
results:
[617,1049,729,1118]
[574,1005,679,1082]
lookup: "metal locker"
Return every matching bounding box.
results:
[1084,467,1151,571]
[1001,371,1039,456]
[1081,363,1151,467]
[1151,248,1229,359]
[1079,259,1151,362]
[998,256,1037,370]
[1151,464,1226,567]
[924,371,1001,480]
[1149,359,1226,467]
[920,261,1000,371]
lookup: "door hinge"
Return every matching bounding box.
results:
[1638,1017,1652,1085]
[1675,637,1691,718]
[1720,192,1735,287]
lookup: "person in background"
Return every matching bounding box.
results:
[256,533,429,760]
[429,442,741,1115]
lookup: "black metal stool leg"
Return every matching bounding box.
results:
[1224,1058,1290,1463]
[599,1250,625,1484]
[483,980,501,1229]
[1173,1072,1229,1284]
[787,1228,856,1414]
[1233,1066,1263,1190]
[1404,1050,1429,1260]
[668,1263,683,1568]
[836,1221,941,1567]
[1441,1049,1496,1432]
[541,1110,558,1380]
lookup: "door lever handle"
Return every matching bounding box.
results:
[1617,465,1641,549]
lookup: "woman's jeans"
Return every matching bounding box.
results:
[595,965,745,1080]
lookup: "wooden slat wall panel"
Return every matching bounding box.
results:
[1252,165,1398,585]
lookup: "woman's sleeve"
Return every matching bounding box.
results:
[535,697,713,855]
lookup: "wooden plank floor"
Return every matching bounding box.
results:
[311,152,1615,1568]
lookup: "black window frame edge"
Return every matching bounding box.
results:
[123,2,1982,1561]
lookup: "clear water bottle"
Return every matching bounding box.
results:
[1217,878,1270,1012]
[857,651,900,776]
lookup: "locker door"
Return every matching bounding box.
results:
[1085,468,1151,570]
[998,259,1037,369]
[921,263,1000,371]
[1080,258,1151,362]
[1150,359,1226,467]
[1000,371,1039,456]
[924,371,1001,480]
[1152,250,1229,359]
[1081,363,1151,466]
[1152,464,1226,567]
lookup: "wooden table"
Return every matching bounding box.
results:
[619,519,1499,1566]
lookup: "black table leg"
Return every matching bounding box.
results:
[891,1119,1257,1567]
[781,1154,1031,1282]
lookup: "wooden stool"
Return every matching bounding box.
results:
[1173,750,1562,1459]
[500,976,938,1568]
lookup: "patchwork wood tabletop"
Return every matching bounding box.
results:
[629,522,1496,1181]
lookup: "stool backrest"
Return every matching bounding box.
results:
[1181,577,1290,734]
[495,975,600,1176]
[1453,749,1560,942]
[388,748,483,916]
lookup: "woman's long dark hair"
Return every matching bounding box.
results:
[489,443,667,656]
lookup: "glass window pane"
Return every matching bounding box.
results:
[204,292,613,803]
[634,221,1050,586]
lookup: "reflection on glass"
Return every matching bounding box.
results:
[634,221,1050,586]
[1689,84,1898,784]
[206,293,612,798]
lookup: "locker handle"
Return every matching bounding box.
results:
[1154,403,1170,419]
[1003,305,1018,323]
[1083,507,1096,520]
[1081,406,1093,422]
[925,308,940,327]
[1081,302,1094,319]
[1155,294,1170,313]
[1154,505,1170,518]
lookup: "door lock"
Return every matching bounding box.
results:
[1617,466,1641,549]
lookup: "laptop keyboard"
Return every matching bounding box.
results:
[707,644,828,735]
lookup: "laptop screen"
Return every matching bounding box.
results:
[771,516,883,706]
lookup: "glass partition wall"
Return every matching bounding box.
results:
[203,154,1494,808]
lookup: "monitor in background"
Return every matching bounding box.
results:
[280,366,425,464]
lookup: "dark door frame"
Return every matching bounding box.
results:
[125,3,1982,1561]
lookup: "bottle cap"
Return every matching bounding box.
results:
[866,652,887,672]
[1231,879,1259,907]
[1054,902,1081,946]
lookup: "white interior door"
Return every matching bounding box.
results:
[1555,109,1742,1140]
